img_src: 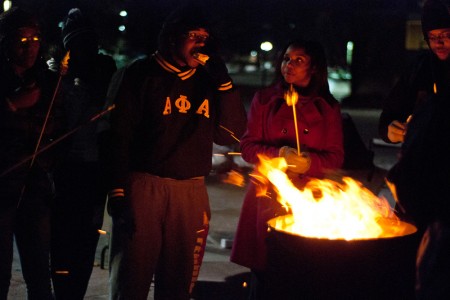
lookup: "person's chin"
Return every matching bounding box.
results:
[438,53,450,61]
[283,77,294,84]
[434,50,450,61]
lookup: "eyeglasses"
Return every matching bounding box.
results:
[17,35,41,44]
[426,32,450,43]
[186,31,209,43]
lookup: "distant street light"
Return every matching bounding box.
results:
[346,41,354,66]
[260,41,273,52]
[118,10,127,33]
[3,0,12,12]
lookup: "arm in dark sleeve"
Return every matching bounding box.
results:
[213,88,247,146]
[378,54,429,143]
[104,67,142,191]
[393,95,450,228]
[378,77,415,143]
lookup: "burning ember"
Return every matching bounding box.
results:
[256,155,416,240]
[222,170,245,187]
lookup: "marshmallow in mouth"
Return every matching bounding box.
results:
[192,52,210,65]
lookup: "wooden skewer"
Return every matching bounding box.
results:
[286,84,301,155]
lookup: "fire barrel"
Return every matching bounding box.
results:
[265,216,420,300]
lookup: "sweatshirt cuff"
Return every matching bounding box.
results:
[108,188,125,198]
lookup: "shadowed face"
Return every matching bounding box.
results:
[427,28,450,61]
[172,28,209,68]
[6,26,41,73]
[281,46,314,88]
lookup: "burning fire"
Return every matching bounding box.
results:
[256,155,415,240]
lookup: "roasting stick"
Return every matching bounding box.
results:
[1,104,115,178]
[15,52,70,209]
[285,84,301,155]
[29,52,70,170]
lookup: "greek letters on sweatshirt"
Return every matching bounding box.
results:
[107,53,246,189]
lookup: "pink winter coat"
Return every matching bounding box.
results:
[230,82,344,271]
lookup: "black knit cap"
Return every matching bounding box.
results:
[422,0,450,36]
[158,4,210,50]
[0,7,39,44]
[61,8,97,49]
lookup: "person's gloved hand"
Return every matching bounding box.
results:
[279,146,311,174]
[387,120,407,143]
[107,188,135,237]
[203,54,232,89]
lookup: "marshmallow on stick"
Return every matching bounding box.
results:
[193,52,210,65]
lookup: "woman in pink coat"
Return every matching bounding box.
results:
[230,39,344,298]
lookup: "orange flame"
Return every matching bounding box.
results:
[285,84,301,153]
[285,84,298,106]
[257,154,413,240]
[60,51,70,75]
[222,170,245,187]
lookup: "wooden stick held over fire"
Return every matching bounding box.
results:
[1,104,115,179]
[15,51,70,209]
[285,84,301,155]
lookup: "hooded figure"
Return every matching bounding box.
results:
[0,6,39,44]
[0,7,42,95]
[158,4,210,53]
[421,0,450,36]
[378,0,450,143]
[385,1,450,298]
[0,7,60,300]
[49,7,116,300]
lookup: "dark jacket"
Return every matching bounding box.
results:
[57,53,116,163]
[387,90,450,300]
[379,52,449,143]
[0,58,62,208]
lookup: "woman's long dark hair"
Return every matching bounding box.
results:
[272,38,332,99]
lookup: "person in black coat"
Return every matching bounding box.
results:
[379,0,450,144]
[50,8,116,300]
[0,7,62,300]
[386,1,450,298]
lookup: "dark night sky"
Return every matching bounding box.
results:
[8,0,425,98]
[10,0,421,56]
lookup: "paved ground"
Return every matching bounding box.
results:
[8,107,402,299]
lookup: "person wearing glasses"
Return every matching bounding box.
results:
[379,0,450,144]
[0,7,62,300]
[105,4,246,299]
[383,1,450,298]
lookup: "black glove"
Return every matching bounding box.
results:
[107,188,135,237]
[203,55,232,90]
